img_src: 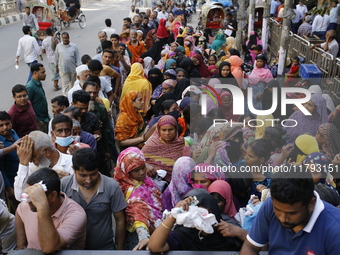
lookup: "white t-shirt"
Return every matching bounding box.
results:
[41,35,57,64]
[321,39,339,59]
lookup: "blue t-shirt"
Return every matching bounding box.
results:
[247,193,340,255]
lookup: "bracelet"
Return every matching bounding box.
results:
[161,222,171,230]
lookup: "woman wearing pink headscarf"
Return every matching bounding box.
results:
[229,55,244,89]
[208,180,237,219]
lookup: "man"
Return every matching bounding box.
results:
[26,63,50,133]
[96,31,109,54]
[123,17,132,28]
[15,26,43,83]
[312,11,330,41]
[8,84,38,138]
[92,40,113,62]
[132,15,145,35]
[101,50,121,99]
[146,8,151,18]
[270,0,277,17]
[65,0,80,18]
[296,0,308,17]
[0,111,20,213]
[88,59,116,105]
[225,13,237,38]
[14,131,73,201]
[129,5,136,20]
[67,64,90,104]
[157,5,168,20]
[117,43,131,84]
[55,32,81,96]
[83,80,116,174]
[61,148,126,250]
[51,114,90,155]
[15,168,87,252]
[310,30,339,59]
[47,95,70,136]
[328,1,339,31]
[23,6,39,31]
[126,29,146,63]
[71,90,101,137]
[240,170,340,254]
[291,5,304,34]
[297,15,312,37]
[41,28,61,91]
[102,18,116,38]
[141,16,152,38]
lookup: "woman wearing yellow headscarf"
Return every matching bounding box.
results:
[121,63,152,115]
[292,134,320,163]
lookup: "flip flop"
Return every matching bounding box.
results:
[54,86,61,91]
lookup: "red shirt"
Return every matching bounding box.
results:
[8,100,38,137]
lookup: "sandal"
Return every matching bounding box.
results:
[54,86,61,91]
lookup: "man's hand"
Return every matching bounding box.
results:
[39,55,43,61]
[24,184,49,211]
[67,144,80,155]
[16,135,33,166]
[54,170,70,179]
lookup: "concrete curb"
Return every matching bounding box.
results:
[0,13,23,27]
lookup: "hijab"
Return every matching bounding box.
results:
[164,59,177,72]
[148,68,164,91]
[156,18,169,39]
[143,56,153,76]
[192,54,211,78]
[318,123,340,161]
[294,134,320,163]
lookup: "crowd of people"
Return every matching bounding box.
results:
[4,0,340,254]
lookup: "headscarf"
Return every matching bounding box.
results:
[168,157,196,207]
[179,97,195,110]
[229,55,243,88]
[248,56,274,85]
[114,147,162,233]
[148,68,164,91]
[294,134,320,163]
[208,65,218,76]
[318,123,340,161]
[141,115,190,182]
[309,85,336,113]
[219,90,239,122]
[284,94,328,144]
[302,152,336,188]
[121,63,152,114]
[156,18,169,39]
[173,78,190,100]
[208,180,237,218]
[226,36,236,49]
[211,31,225,51]
[162,79,177,88]
[164,59,177,72]
[115,91,144,141]
[188,163,226,189]
[163,69,178,80]
[143,56,153,76]
[192,54,211,78]
[214,62,238,87]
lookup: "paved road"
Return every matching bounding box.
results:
[0,0,138,113]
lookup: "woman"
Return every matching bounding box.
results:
[164,59,177,72]
[316,123,340,161]
[114,147,162,250]
[287,134,320,164]
[229,55,244,89]
[261,80,282,120]
[248,55,274,110]
[149,190,243,252]
[191,54,211,78]
[195,122,243,166]
[245,31,262,56]
[214,62,238,87]
[156,18,169,39]
[151,79,177,103]
[148,67,164,91]
[121,63,152,115]
[175,68,188,80]
[284,94,328,144]
[211,30,226,51]
[226,36,236,50]
[143,56,153,77]
[162,156,196,211]
[148,99,179,129]
[180,57,200,78]
[208,180,238,220]
[115,91,146,151]
[219,90,239,122]
[188,163,226,190]
[141,115,190,182]
[145,29,156,50]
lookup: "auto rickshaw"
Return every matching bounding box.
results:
[31,4,58,45]
[199,2,226,32]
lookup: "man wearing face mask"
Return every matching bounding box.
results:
[51,114,90,155]
[14,131,73,201]
[126,29,146,63]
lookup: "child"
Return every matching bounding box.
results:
[284,56,300,87]
[250,45,263,65]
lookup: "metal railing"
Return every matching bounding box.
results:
[268,18,340,93]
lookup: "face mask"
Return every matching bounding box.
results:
[168,110,179,119]
[55,135,74,147]
[134,22,140,27]
[72,135,81,142]
[184,41,190,46]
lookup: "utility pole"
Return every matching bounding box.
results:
[277,0,293,75]
[262,0,270,51]
[235,0,246,52]
[248,0,255,38]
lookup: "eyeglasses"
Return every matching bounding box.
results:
[15,94,28,99]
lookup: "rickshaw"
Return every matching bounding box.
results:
[198,2,226,32]
[54,5,86,30]
[31,3,60,45]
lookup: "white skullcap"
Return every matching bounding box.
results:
[76,64,89,76]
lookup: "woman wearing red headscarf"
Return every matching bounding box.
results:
[191,54,211,78]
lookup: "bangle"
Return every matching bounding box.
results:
[161,222,171,230]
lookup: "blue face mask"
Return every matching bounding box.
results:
[55,135,74,147]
